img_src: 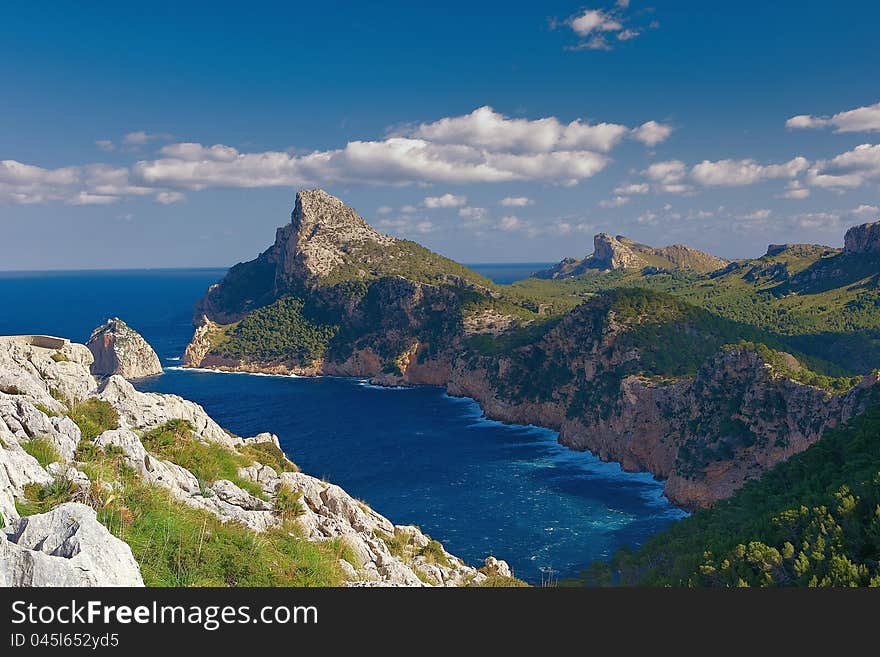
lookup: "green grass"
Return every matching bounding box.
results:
[15,477,77,516]
[470,575,529,587]
[69,399,120,441]
[273,483,305,521]
[33,403,57,418]
[419,539,450,567]
[239,441,299,473]
[142,420,265,499]
[21,437,61,467]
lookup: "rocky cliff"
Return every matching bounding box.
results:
[534,233,728,278]
[87,317,163,379]
[0,335,511,586]
[844,220,880,255]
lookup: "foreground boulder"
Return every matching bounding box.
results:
[1,503,144,586]
[88,318,163,379]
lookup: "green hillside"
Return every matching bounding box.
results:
[578,401,880,587]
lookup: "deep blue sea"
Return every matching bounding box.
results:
[0,265,685,582]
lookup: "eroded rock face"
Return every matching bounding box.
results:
[591,233,642,270]
[96,375,239,448]
[844,221,880,255]
[272,189,396,285]
[88,318,163,379]
[1,503,144,586]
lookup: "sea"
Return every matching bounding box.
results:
[0,264,686,583]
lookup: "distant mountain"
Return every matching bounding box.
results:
[184,189,880,515]
[532,233,729,278]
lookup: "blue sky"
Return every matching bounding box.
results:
[2,1,879,269]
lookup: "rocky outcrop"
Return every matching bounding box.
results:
[1,503,144,586]
[272,188,396,285]
[592,233,643,270]
[96,375,239,448]
[534,233,728,278]
[87,318,163,379]
[844,220,880,255]
[0,333,507,586]
[182,315,218,366]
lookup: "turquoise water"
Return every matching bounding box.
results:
[0,266,685,582]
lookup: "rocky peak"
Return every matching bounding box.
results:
[272,189,396,283]
[844,220,880,255]
[87,318,163,380]
[590,233,642,270]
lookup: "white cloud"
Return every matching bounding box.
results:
[68,191,119,206]
[614,182,649,195]
[410,106,631,153]
[4,107,672,204]
[458,206,488,220]
[631,120,673,146]
[498,215,524,231]
[376,205,393,215]
[95,140,115,152]
[806,143,880,189]
[400,205,418,213]
[853,204,879,219]
[123,131,172,147]
[786,101,880,133]
[570,9,621,36]
[159,143,239,161]
[690,157,808,186]
[155,191,186,204]
[599,195,630,208]
[781,180,810,199]
[740,209,772,220]
[423,193,467,208]
[499,196,533,207]
[559,3,653,50]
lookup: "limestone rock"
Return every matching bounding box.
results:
[844,220,880,255]
[1,503,144,586]
[483,556,513,578]
[96,375,238,448]
[88,318,163,379]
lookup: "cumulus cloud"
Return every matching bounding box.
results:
[690,157,809,186]
[614,182,649,195]
[806,144,880,190]
[558,3,657,50]
[780,180,810,199]
[786,101,880,133]
[631,120,673,146]
[498,215,524,231]
[499,196,533,207]
[570,9,621,36]
[409,106,633,153]
[3,107,673,205]
[423,193,467,208]
[376,205,393,215]
[638,156,810,194]
[458,206,488,220]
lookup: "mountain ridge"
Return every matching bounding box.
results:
[184,189,880,510]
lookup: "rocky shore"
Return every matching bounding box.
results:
[0,332,513,587]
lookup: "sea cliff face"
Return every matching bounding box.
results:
[0,334,510,587]
[184,189,880,511]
